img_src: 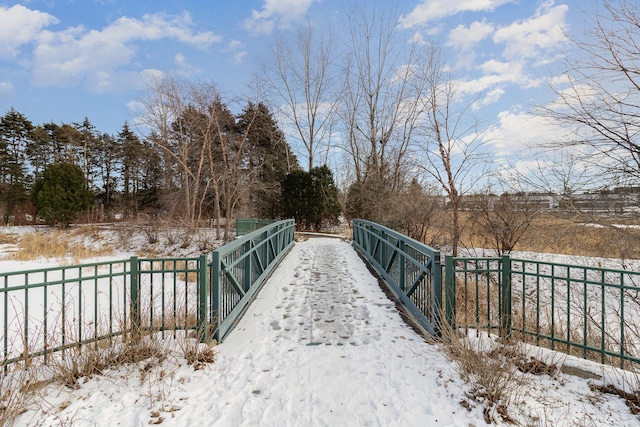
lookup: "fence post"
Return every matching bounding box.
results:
[431,253,443,337]
[500,255,512,340]
[130,256,140,343]
[444,256,456,331]
[198,254,209,342]
[211,250,221,342]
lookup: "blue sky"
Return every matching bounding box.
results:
[0,0,595,178]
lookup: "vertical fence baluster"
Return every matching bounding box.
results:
[198,254,209,342]
[43,271,48,364]
[24,272,28,361]
[3,275,7,372]
[501,255,512,340]
[130,256,139,343]
[445,256,455,331]
[601,270,606,365]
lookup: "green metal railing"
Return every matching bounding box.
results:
[236,219,278,237]
[354,220,640,370]
[444,256,510,337]
[445,255,640,369]
[352,219,442,335]
[1,256,207,368]
[210,219,295,342]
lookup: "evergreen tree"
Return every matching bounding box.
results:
[0,108,33,224]
[281,169,313,229]
[237,102,297,218]
[281,165,341,231]
[32,163,94,226]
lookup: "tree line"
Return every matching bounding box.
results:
[3,0,638,253]
[0,86,341,236]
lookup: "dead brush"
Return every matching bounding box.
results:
[0,362,35,426]
[0,232,17,245]
[12,230,113,263]
[437,316,526,425]
[449,272,501,332]
[591,384,640,415]
[179,333,216,370]
[48,312,168,389]
[160,302,217,370]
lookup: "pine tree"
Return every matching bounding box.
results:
[0,108,33,224]
[32,163,94,226]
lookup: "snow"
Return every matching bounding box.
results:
[7,235,640,426]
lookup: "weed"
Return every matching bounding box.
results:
[11,231,113,262]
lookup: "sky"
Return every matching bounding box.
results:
[0,0,599,179]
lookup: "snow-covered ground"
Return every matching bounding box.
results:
[6,235,640,426]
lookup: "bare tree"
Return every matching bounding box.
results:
[139,77,222,228]
[546,0,640,182]
[390,179,443,245]
[339,3,432,221]
[472,190,539,256]
[258,23,337,171]
[413,45,489,256]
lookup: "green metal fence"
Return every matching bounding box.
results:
[354,220,640,370]
[352,219,442,335]
[1,219,296,369]
[1,256,207,369]
[236,219,278,237]
[210,219,295,342]
[445,255,640,369]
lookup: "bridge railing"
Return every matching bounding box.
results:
[1,255,207,369]
[352,219,442,335]
[354,219,640,370]
[210,219,295,342]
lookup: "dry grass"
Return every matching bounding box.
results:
[1,300,216,425]
[11,231,113,263]
[424,210,640,259]
[0,233,18,245]
[437,321,527,424]
[0,363,34,426]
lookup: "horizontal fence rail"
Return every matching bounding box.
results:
[444,257,510,337]
[356,220,640,370]
[446,255,640,370]
[236,218,278,237]
[352,219,442,335]
[211,219,295,342]
[1,255,206,369]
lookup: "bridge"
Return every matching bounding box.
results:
[3,219,640,377]
[198,235,459,424]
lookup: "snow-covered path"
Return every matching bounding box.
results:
[165,237,479,426]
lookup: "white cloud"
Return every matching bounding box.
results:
[243,0,315,34]
[447,21,494,51]
[174,53,202,76]
[399,0,513,28]
[30,12,219,91]
[493,4,568,60]
[0,4,57,58]
[0,81,15,100]
[480,87,505,106]
[226,39,248,64]
[458,60,530,97]
[482,109,567,157]
[232,51,248,64]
